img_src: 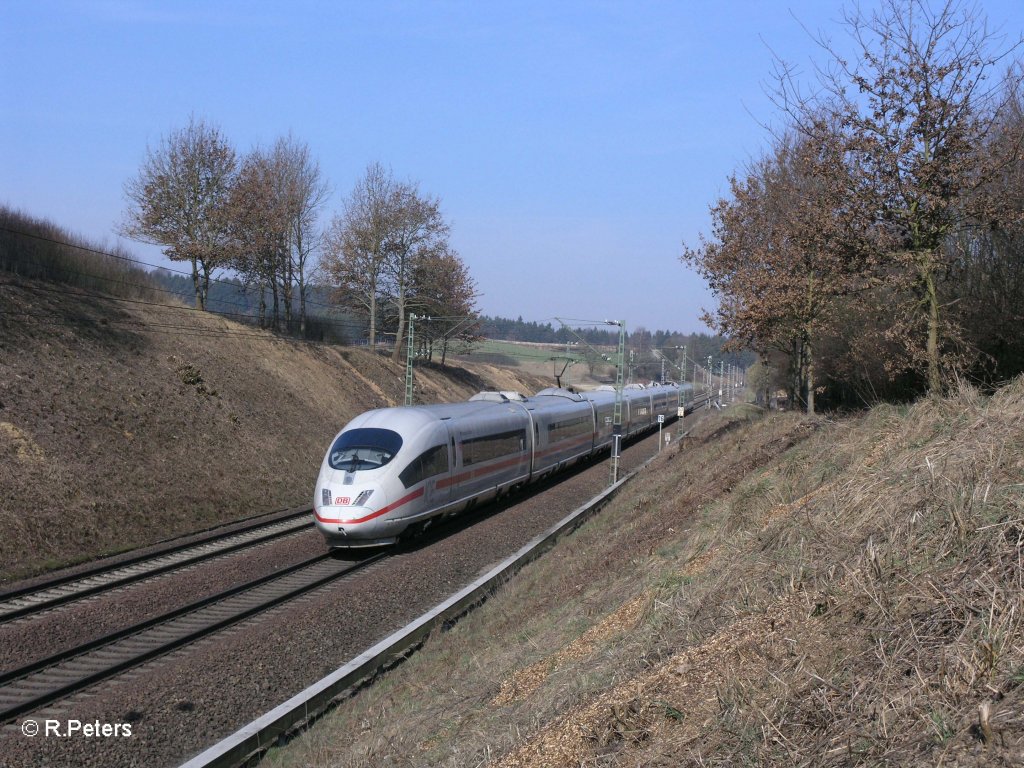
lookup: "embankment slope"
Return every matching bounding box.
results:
[269,379,1024,767]
[0,275,548,581]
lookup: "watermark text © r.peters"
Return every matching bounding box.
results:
[20,719,133,738]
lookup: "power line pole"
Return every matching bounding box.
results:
[678,343,686,440]
[404,313,417,406]
[706,356,712,406]
[608,319,625,485]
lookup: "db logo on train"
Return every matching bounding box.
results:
[321,489,351,506]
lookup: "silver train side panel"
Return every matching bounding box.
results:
[313,383,687,547]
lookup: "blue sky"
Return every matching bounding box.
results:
[4,1,1024,335]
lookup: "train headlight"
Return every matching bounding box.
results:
[322,488,332,506]
[353,490,373,506]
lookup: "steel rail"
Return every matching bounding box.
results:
[0,550,387,724]
[0,509,312,623]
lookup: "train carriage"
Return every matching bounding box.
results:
[624,384,654,436]
[445,400,533,505]
[579,386,618,449]
[313,381,687,548]
[528,388,595,475]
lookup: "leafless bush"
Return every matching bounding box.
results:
[0,206,164,302]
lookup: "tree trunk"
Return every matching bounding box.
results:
[200,262,210,311]
[392,279,407,363]
[190,258,204,310]
[368,293,377,348]
[296,231,307,337]
[806,339,815,415]
[924,263,941,395]
[282,239,293,333]
[792,337,803,409]
[299,272,307,338]
[271,276,280,332]
[392,307,406,363]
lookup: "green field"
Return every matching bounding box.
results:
[453,338,617,386]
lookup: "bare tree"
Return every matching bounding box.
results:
[228,147,290,330]
[322,162,396,348]
[121,116,237,310]
[683,131,868,413]
[383,184,450,363]
[772,0,1024,394]
[409,248,480,365]
[323,164,452,359]
[271,135,329,336]
[951,72,1024,380]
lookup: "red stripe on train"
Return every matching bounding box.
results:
[436,454,529,489]
[314,487,425,525]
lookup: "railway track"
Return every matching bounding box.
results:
[0,550,385,724]
[0,415,703,768]
[181,434,672,768]
[0,509,313,623]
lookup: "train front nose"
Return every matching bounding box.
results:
[313,482,397,546]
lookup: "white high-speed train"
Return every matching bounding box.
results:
[313,383,690,547]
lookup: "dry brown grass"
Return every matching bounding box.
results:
[491,596,649,708]
[265,379,1024,768]
[491,383,1024,767]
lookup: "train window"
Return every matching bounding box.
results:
[328,428,403,471]
[547,415,590,443]
[461,429,526,465]
[399,445,449,488]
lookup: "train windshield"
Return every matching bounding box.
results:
[328,428,403,472]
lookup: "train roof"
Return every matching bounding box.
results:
[469,391,528,402]
[340,382,685,437]
[534,387,585,401]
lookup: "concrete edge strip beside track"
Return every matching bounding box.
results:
[179,454,658,768]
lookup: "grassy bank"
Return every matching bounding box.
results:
[267,380,1024,767]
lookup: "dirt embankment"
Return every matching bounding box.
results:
[0,276,549,582]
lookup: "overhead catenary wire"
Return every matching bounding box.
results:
[0,297,370,356]
[4,258,273,316]
[1,275,364,329]
[2,225,637,347]
[0,269,564,353]
[0,307,348,344]
[0,226,371,343]
[2,272,610,354]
